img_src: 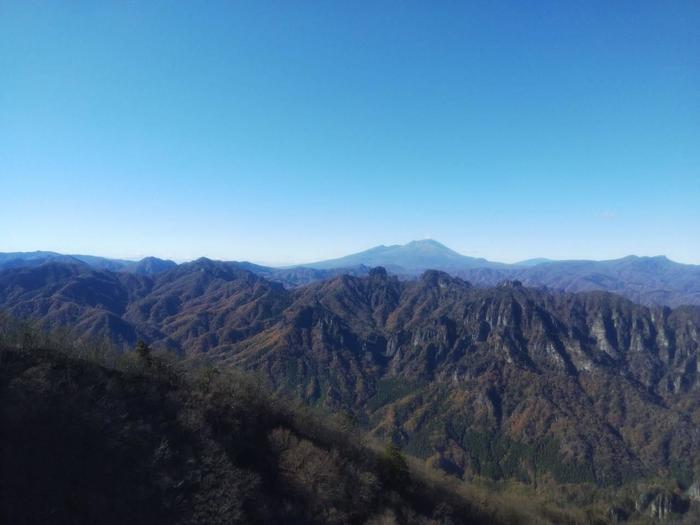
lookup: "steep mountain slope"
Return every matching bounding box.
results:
[124,258,292,353]
[223,271,700,486]
[0,259,289,350]
[1,261,698,493]
[2,343,526,525]
[0,262,145,344]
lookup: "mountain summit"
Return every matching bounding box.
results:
[305,239,505,273]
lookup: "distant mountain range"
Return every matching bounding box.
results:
[0,258,699,495]
[0,251,177,275]
[302,240,700,307]
[3,240,699,306]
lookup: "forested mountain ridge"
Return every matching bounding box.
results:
[3,339,537,524]
[454,255,700,308]
[303,241,700,307]
[222,268,700,487]
[1,259,700,503]
[4,241,700,306]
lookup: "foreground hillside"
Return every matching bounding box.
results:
[0,334,586,525]
[3,328,699,524]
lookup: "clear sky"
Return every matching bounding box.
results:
[1,1,698,265]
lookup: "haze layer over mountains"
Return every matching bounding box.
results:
[3,239,699,307]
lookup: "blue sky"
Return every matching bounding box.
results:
[1,1,698,264]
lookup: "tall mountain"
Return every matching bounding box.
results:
[304,239,506,273]
[2,343,521,525]
[300,241,700,307]
[223,270,700,487]
[1,261,699,494]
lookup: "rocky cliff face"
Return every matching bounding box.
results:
[221,270,700,486]
[1,262,699,488]
[635,489,690,520]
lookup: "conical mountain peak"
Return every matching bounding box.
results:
[304,240,504,273]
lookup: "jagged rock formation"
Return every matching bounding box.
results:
[635,489,690,520]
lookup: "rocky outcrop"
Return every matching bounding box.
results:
[606,506,629,523]
[687,481,700,502]
[635,489,689,520]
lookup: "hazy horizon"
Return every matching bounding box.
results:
[1,238,698,268]
[2,2,698,264]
